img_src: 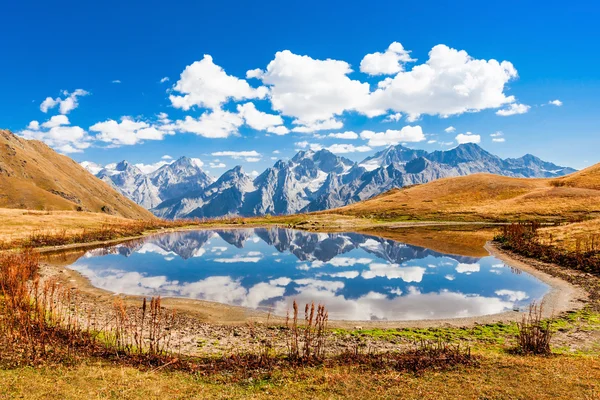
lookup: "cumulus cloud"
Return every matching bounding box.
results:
[496,103,530,116]
[209,161,226,169]
[291,118,344,133]
[444,126,456,133]
[249,50,373,128]
[365,44,519,120]
[455,133,481,144]
[495,289,529,302]
[18,115,91,154]
[361,263,426,282]
[90,116,175,146]
[169,54,268,111]
[174,109,244,138]
[360,42,415,76]
[548,99,562,106]
[455,263,480,274]
[383,112,403,122]
[360,126,425,146]
[236,102,288,134]
[327,131,359,139]
[40,89,89,114]
[160,77,170,83]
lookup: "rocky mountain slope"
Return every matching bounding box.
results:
[84,143,576,219]
[0,130,153,219]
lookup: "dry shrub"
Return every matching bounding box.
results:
[515,303,553,355]
[495,222,600,275]
[286,300,328,361]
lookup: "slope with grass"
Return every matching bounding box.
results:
[0,130,152,219]
[324,164,600,222]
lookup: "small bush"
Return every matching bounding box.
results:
[516,303,553,355]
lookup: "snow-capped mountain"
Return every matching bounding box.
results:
[86,156,214,209]
[84,144,576,219]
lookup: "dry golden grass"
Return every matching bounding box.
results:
[552,162,600,190]
[0,208,140,243]
[0,130,152,219]
[326,169,600,222]
[539,218,600,251]
[0,354,598,399]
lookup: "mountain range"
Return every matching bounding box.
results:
[83,143,576,219]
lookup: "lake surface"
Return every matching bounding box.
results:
[66,228,549,321]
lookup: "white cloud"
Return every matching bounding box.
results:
[327,131,358,139]
[492,137,505,143]
[134,158,175,174]
[360,126,425,146]
[549,99,562,106]
[322,271,360,279]
[250,170,259,177]
[455,263,480,274]
[161,154,173,160]
[444,126,456,133]
[209,162,226,169]
[80,161,104,175]
[169,54,267,111]
[295,141,323,151]
[211,150,262,162]
[361,263,426,282]
[160,77,169,83]
[495,289,529,302]
[455,133,481,144]
[214,255,262,263]
[27,120,40,130]
[383,112,403,122]
[291,118,344,133]
[328,257,372,267]
[445,275,455,281]
[174,109,244,138]
[236,102,288,134]
[112,80,121,84]
[19,115,91,154]
[366,44,519,119]
[496,103,530,116]
[251,50,374,127]
[90,116,175,146]
[41,115,70,128]
[360,42,415,76]
[326,144,371,154]
[40,89,89,114]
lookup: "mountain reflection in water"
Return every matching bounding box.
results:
[67,228,549,321]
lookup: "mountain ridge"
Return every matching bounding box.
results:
[0,130,153,219]
[82,143,577,219]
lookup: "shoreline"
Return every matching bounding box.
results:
[40,234,588,330]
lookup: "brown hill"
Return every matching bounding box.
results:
[0,130,153,219]
[324,165,600,222]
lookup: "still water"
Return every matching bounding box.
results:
[66,228,549,321]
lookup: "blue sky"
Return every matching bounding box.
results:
[2,0,599,175]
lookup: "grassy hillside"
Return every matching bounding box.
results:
[324,166,600,222]
[0,130,152,219]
